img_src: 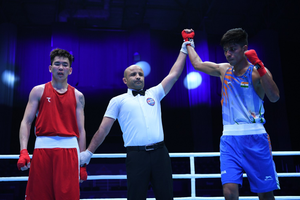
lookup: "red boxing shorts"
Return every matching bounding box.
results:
[25,136,80,200]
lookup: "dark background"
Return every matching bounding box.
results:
[0,0,299,199]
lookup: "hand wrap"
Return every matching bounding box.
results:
[181,30,195,42]
[181,29,195,49]
[17,149,30,171]
[80,165,88,181]
[245,49,267,77]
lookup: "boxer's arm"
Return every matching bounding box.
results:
[75,89,86,152]
[183,29,229,77]
[18,85,42,170]
[245,50,280,102]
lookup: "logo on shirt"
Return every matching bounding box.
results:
[240,82,249,88]
[47,97,51,102]
[146,98,155,106]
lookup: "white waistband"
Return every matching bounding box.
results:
[223,123,266,136]
[34,136,79,149]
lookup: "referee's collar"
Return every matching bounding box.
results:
[127,88,145,96]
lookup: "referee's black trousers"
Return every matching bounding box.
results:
[126,145,173,200]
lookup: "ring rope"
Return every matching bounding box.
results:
[1,151,299,200]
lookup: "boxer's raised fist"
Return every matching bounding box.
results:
[181,29,195,42]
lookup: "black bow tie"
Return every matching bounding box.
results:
[132,90,145,96]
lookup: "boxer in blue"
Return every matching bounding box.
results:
[182,28,280,200]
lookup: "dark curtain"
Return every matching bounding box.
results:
[0,23,289,155]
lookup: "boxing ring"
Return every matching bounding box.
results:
[1,151,300,200]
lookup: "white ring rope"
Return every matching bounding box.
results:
[2,151,300,159]
[1,151,299,200]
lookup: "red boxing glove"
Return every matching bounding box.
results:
[245,49,267,77]
[17,149,30,171]
[181,30,195,42]
[80,165,88,181]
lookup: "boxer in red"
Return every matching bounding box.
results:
[17,48,87,200]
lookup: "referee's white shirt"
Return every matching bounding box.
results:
[104,84,165,147]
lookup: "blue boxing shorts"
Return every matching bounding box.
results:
[220,124,280,193]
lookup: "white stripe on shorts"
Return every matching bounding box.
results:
[34,136,79,149]
[223,123,266,135]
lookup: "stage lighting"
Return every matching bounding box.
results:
[1,70,19,89]
[135,61,151,77]
[184,72,202,90]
